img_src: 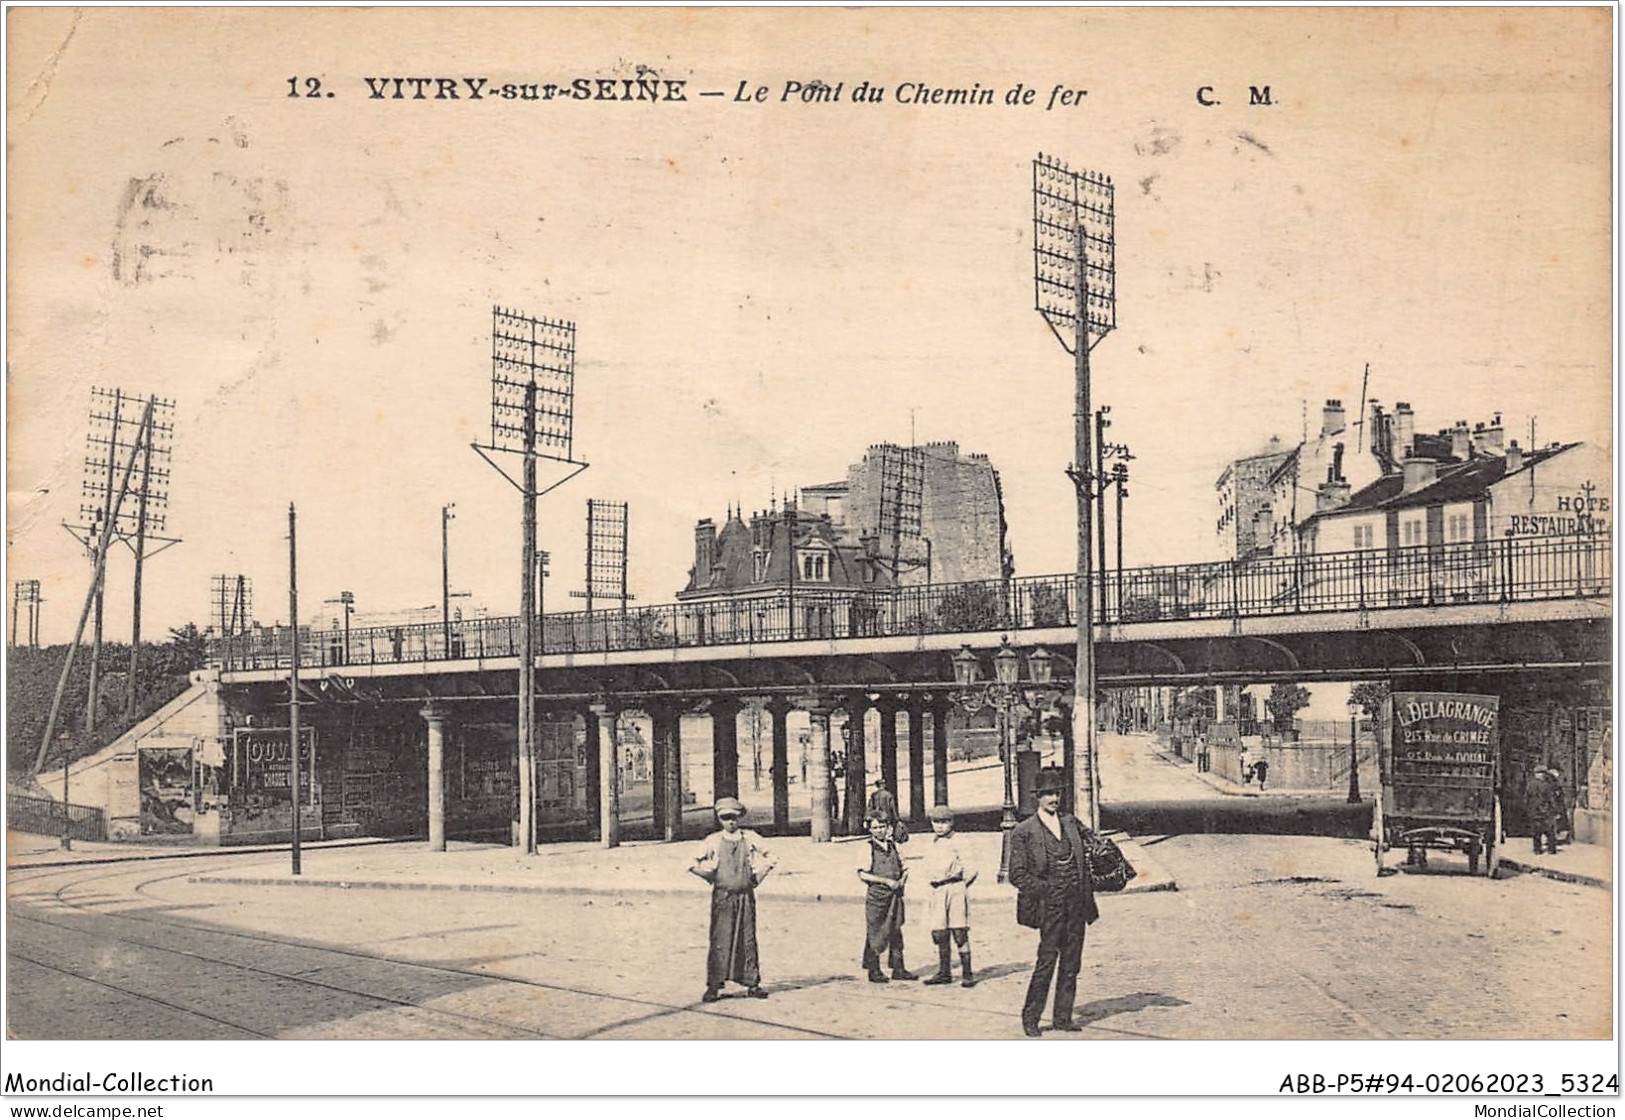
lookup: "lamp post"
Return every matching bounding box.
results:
[951,636,1056,881]
[1347,700,1362,803]
[59,732,73,850]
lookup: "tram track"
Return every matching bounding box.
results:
[7,858,845,1040]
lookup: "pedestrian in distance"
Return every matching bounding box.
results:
[920,804,978,988]
[1252,758,1269,790]
[1007,767,1098,1037]
[857,812,917,983]
[1526,766,1566,856]
[866,777,899,831]
[689,796,776,1002]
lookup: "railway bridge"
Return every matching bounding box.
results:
[194,536,1609,848]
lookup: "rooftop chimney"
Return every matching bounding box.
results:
[695,519,718,584]
[1402,454,1438,495]
[1316,479,1352,513]
[1395,402,1415,459]
[1450,420,1471,462]
[1476,413,1505,456]
[1321,399,1346,438]
[1505,440,1524,474]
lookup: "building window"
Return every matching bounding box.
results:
[799,550,829,582]
[752,550,768,582]
[1402,517,1425,548]
[1353,523,1375,550]
[1447,513,1471,543]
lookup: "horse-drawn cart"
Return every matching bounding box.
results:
[1372,691,1502,877]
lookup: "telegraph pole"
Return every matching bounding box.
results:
[441,503,455,653]
[474,307,588,855]
[1034,154,1115,830]
[1096,407,1110,619]
[34,397,156,775]
[288,503,302,876]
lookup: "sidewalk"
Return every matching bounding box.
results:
[1152,745,1341,800]
[191,827,1177,901]
[1497,841,1613,890]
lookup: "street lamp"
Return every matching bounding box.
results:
[1347,698,1362,803]
[951,636,1057,882]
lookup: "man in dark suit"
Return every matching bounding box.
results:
[1006,767,1098,1037]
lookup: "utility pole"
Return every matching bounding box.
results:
[288,503,302,876]
[125,405,157,716]
[474,307,588,856]
[34,397,155,776]
[1034,153,1115,830]
[442,502,455,654]
[1114,462,1129,614]
[1096,407,1110,619]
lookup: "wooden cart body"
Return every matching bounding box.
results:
[1373,691,1502,876]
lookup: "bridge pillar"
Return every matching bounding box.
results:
[843,695,869,836]
[931,696,951,810]
[878,700,900,810]
[767,698,791,834]
[590,703,620,849]
[580,708,602,841]
[906,700,927,822]
[420,703,448,852]
[652,705,684,842]
[711,699,741,801]
[801,694,834,843]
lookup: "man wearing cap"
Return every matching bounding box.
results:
[921,804,978,987]
[1526,765,1567,856]
[690,796,776,1002]
[1006,767,1098,1037]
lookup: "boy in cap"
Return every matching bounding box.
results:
[690,796,776,1002]
[921,804,978,987]
[857,811,917,982]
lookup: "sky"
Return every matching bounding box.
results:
[6,7,1613,647]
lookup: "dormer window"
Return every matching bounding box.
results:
[798,549,829,582]
[752,549,769,583]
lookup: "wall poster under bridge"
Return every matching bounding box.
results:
[225,726,320,842]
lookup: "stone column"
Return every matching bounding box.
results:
[591,703,620,849]
[651,708,667,836]
[654,705,684,842]
[931,695,951,809]
[907,699,927,821]
[421,703,447,852]
[802,694,834,843]
[879,700,900,806]
[768,698,791,834]
[843,695,869,836]
[711,698,741,801]
[581,709,602,840]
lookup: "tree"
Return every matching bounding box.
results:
[1349,680,1392,722]
[1265,683,1312,733]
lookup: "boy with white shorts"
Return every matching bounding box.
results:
[921,804,978,987]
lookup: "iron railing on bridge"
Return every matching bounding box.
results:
[8,794,107,842]
[208,535,1610,672]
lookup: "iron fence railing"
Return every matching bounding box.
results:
[8,794,106,842]
[209,535,1611,672]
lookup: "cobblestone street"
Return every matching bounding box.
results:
[8,736,1611,1044]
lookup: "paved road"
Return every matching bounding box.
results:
[8,731,1609,1042]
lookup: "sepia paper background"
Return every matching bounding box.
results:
[4,4,1616,1105]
